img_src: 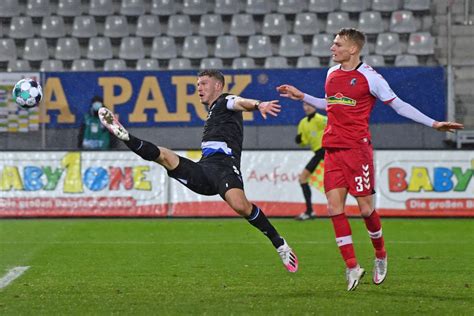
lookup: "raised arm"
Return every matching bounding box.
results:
[276,84,327,110]
[231,97,281,119]
[389,98,464,132]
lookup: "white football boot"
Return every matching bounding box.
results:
[346,265,365,291]
[373,256,388,285]
[98,107,130,141]
[277,239,298,273]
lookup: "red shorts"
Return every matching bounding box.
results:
[324,145,375,196]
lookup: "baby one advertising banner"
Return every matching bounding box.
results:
[0,150,472,218]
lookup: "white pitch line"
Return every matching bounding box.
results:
[0,266,30,290]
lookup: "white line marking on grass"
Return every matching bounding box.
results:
[0,266,30,290]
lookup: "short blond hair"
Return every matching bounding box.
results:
[337,28,366,50]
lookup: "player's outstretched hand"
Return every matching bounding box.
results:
[276,84,304,100]
[258,100,281,119]
[433,121,464,133]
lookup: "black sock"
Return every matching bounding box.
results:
[124,134,161,161]
[301,183,313,214]
[246,204,284,248]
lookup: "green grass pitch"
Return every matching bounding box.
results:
[0,218,472,315]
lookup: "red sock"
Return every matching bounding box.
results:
[363,210,386,259]
[331,213,357,269]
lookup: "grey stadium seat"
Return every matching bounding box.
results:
[104,15,130,38]
[71,59,95,71]
[340,0,368,12]
[404,0,431,11]
[390,11,418,34]
[0,39,17,61]
[296,56,321,68]
[9,17,35,39]
[311,34,333,57]
[0,0,21,18]
[89,0,115,16]
[151,36,177,59]
[7,59,31,72]
[40,16,67,39]
[358,11,384,35]
[372,0,400,12]
[278,34,305,57]
[198,14,224,37]
[151,0,176,16]
[168,58,192,70]
[167,15,192,37]
[308,0,339,13]
[23,38,49,61]
[136,58,160,70]
[87,37,113,60]
[26,0,51,17]
[55,37,81,60]
[294,13,320,35]
[214,0,240,15]
[182,0,209,15]
[245,0,272,15]
[262,14,289,36]
[120,0,146,16]
[363,55,385,66]
[214,35,240,59]
[72,16,98,38]
[229,14,256,37]
[326,12,353,34]
[246,35,273,58]
[264,56,289,69]
[277,0,306,14]
[119,37,145,60]
[200,58,224,69]
[395,54,419,66]
[104,59,128,71]
[182,36,208,59]
[57,0,83,17]
[232,57,256,69]
[136,15,161,37]
[375,33,402,56]
[40,59,65,71]
[407,32,434,55]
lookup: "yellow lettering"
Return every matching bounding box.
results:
[42,77,75,123]
[133,166,151,191]
[99,77,132,114]
[61,152,83,193]
[173,76,208,121]
[0,166,23,191]
[130,76,182,122]
[407,167,433,192]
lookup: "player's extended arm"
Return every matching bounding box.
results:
[389,98,464,132]
[232,97,281,119]
[276,84,327,110]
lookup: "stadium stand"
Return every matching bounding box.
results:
[230,14,257,36]
[104,59,127,71]
[214,35,241,58]
[136,58,160,70]
[232,57,256,69]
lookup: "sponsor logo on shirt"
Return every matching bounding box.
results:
[326,93,356,106]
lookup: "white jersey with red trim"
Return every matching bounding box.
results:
[323,62,397,148]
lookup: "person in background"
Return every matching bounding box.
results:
[295,102,327,221]
[78,96,110,150]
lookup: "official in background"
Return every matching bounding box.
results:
[295,102,327,221]
[78,96,110,150]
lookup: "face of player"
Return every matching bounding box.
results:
[197,75,223,106]
[330,35,359,64]
[303,103,316,115]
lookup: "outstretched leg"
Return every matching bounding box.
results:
[225,188,298,273]
[99,107,179,170]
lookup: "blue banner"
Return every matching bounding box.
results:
[43,67,446,128]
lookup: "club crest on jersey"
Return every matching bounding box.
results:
[350,78,357,86]
[327,93,356,107]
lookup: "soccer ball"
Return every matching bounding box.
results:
[12,78,43,109]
